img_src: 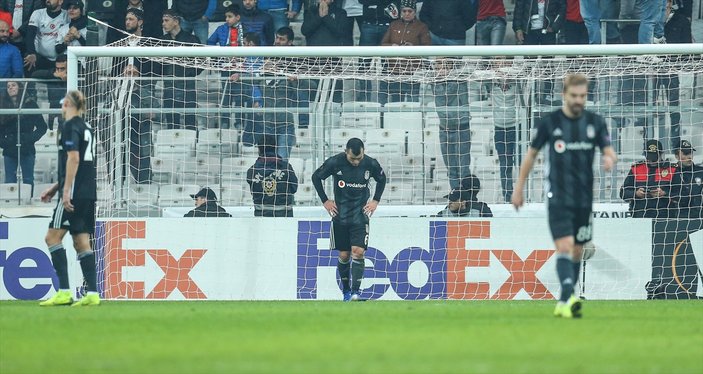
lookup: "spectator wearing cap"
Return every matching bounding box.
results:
[55,0,86,56]
[419,0,477,45]
[379,0,430,104]
[246,134,298,217]
[184,187,232,217]
[437,175,493,217]
[0,19,23,78]
[620,139,683,218]
[675,140,703,219]
[107,0,168,43]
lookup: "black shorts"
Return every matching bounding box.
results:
[49,198,96,235]
[548,206,593,244]
[330,221,369,251]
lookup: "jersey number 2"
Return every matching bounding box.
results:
[84,130,96,161]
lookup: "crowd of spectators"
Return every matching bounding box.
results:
[0,0,699,214]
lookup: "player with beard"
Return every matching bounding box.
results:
[512,74,617,318]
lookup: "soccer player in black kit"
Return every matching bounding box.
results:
[38,90,100,307]
[311,138,386,301]
[512,74,617,318]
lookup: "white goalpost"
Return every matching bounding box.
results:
[62,42,703,300]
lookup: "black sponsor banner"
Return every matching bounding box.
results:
[649,219,702,299]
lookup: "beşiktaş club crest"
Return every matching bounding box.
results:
[587,124,595,139]
[364,170,370,180]
[554,140,566,153]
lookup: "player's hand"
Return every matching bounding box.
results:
[635,188,646,198]
[24,54,36,69]
[364,200,379,217]
[602,155,615,172]
[511,189,524,211]
[323,200,338,218]
[40,187,57,203]
[62,190,74,212]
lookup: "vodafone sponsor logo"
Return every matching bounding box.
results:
[337,180,366,189]
[554,140,593,154]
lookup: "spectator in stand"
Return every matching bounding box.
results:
[476,0,506,45]
[159,9,201,131]
[379,0,429,104]
[301,0,348,46]
[247,134,298,217]
[355,0,399,101]
[665,0,692,44]
[208,4,244,129]
[55,0,85,56]
[434,58,470,191]
[107,0,168,43]
[241,0,275,46]
[341,0,363,46]
[419,0,476,45]
[0,19,23,78]
[184,187,232,217]
[257,0,301,35]
[486,58,522,203]
[272,26,315,128]
[436,175,493,217]
[635,0,666,43]
[513,0,565,104]
[0,0,44,54]
[24,0,68,74]
[0,7,11,32]
[172,0,216,44]
[579,0,600,44]
[236,32,266,143]
[564,0,588,44]
[32,53,66,129]
[0,80,48,188]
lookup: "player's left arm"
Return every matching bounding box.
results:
[364,159,387,216]
[596,116,617,171]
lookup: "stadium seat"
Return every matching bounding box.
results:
[620,126,645,159]
[158,184,200,207]
[31,183,56,204]
[331,128,365,153]
[295,183,318,206]
[0,183,32,205]
[178,156,221,185]
[288,157,306,184]
[151,157,179,184]
[417,181,451,204]
[380,182,413,205]
[154,129,197,157]
[128,184,159,207]
[471,127,494,157]
[33,154,56,183]
[221,157,256,183]
[340,101,381,129]
[365,128,405,154]
[220,184,248,206]
[35,130,58,154]
[383,102,422,133]
[196,128,239,157]
[408,126,440,161]
[292,128,313,159]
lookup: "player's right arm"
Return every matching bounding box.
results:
[512,119,549,210]
[311,156,338,216]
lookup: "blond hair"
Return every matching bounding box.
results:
[563,73,589,92]
[65,90,86,116]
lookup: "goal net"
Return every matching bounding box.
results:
[67,38,703,300]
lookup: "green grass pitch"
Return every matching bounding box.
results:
[1,300,701,374]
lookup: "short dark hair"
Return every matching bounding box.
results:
[55,54,68,63]
[257,134,277,156]
[346,138,364,155]
[126,8,144,21]
[224,4,241,16]
[276,27,294,42]
[162,9,181,23]
[244,32,260,46]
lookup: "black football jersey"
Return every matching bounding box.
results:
[58,116,97,200]
[311,152,386,225]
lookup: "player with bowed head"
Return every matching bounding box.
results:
[311,138,386,301]
[512,74,617,318]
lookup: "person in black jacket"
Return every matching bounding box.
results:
[418,0,477,45]
[107,0,168,43]
[247,134,298,217]
[184,187,232,217]
[0,80,48,188]
[301,0,348,46]
[241,0,275,46]
[436,175,493,217]
[159,10,201,131]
